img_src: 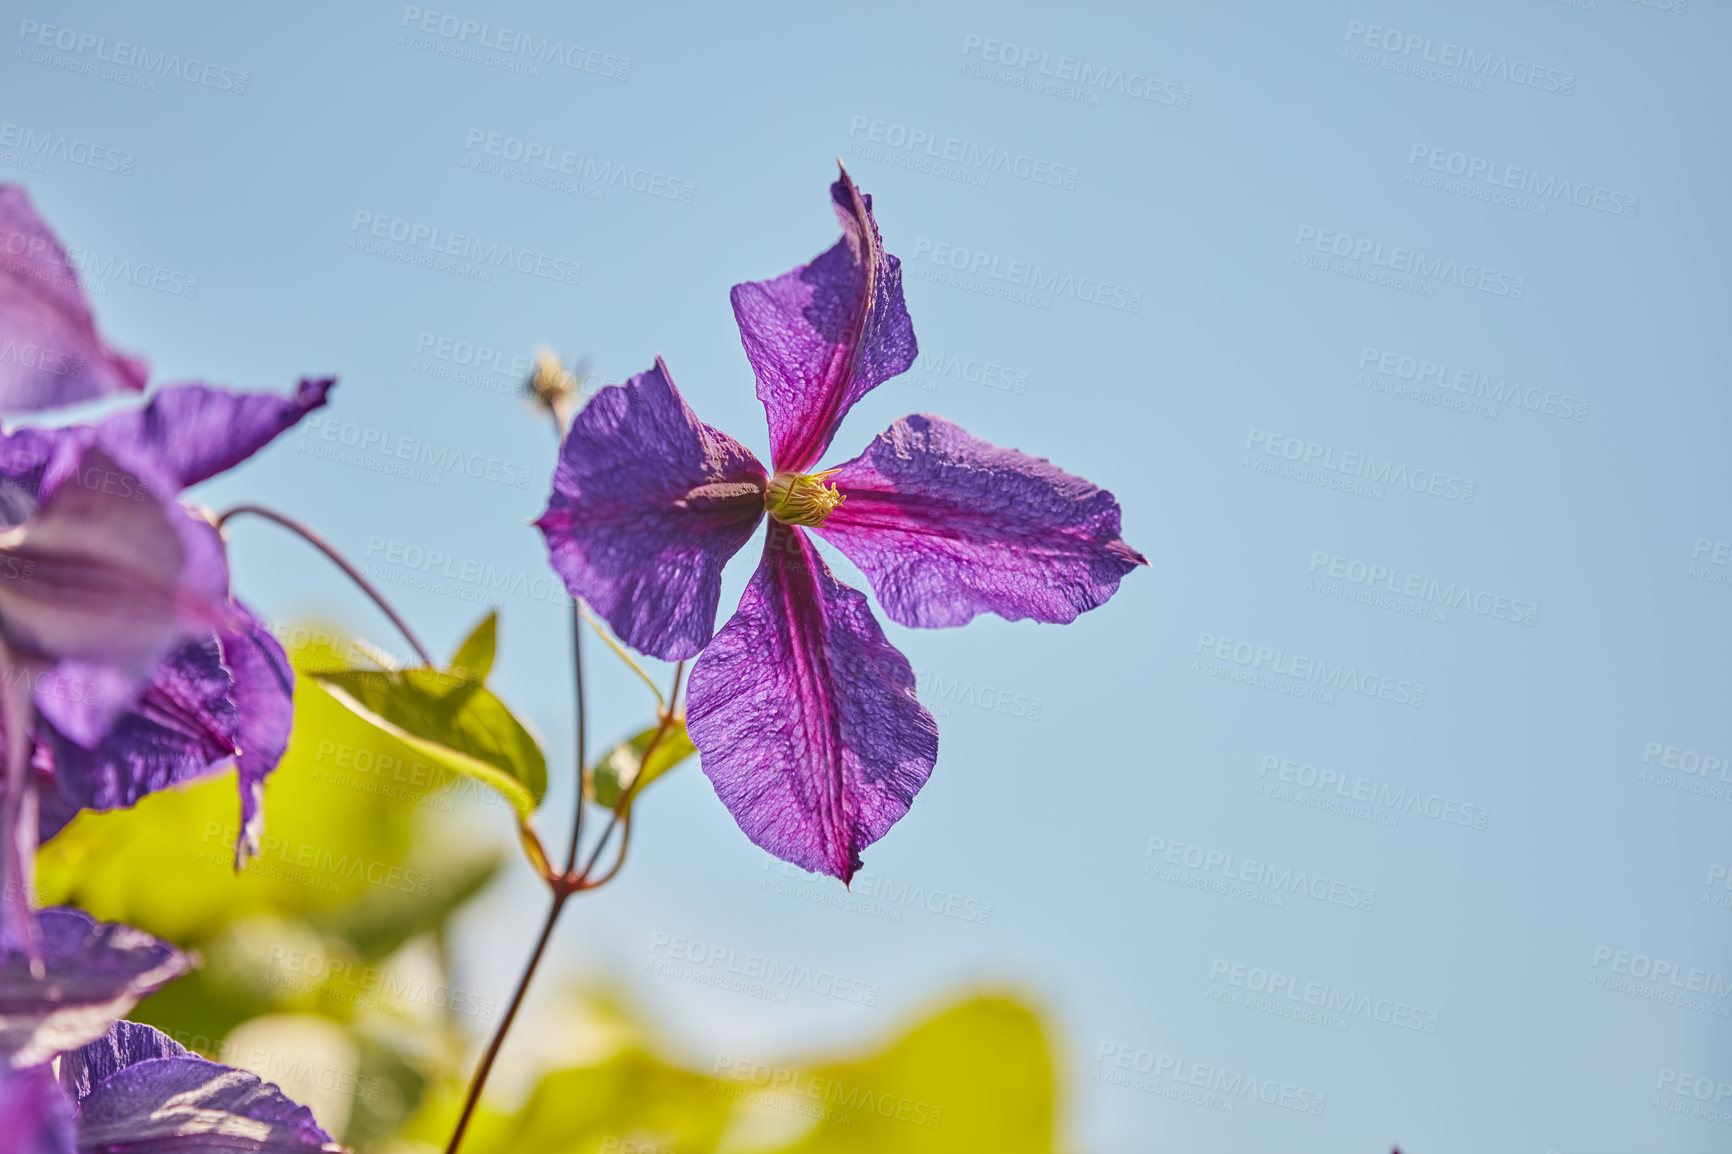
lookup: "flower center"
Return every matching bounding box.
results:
[764,470,845,527]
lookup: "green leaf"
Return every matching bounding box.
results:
[449,612,497,683]
[397,991,1060,1154]
[763,996,1057,1154]
[587,719,695,810]
[313,669,547,818]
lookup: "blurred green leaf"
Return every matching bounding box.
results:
[313,850,500,962]
[313,669,546,818]
[346,1033,431,1146]
[587,720,695,810]
[761,996,1057,1154]
[481,1049,733,1154]
[400,991,1058,1154]
[36,626,516,1149]
[38,661,439,940]
[449,612,497,684]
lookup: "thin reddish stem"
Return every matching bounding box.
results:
[215,504,434,667]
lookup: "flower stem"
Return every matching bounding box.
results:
[563,600,587,875]
[441,886,568,1154]
[445,601,595,1153]
[577,661,683,888]
[578,604,663,710]
[215,504,434,667]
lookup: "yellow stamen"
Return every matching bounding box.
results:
[765,469,845,527]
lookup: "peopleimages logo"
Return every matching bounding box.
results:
[298,415,534,490]
[1307,550,1537,627]
[1294,225,1526,299]
[1144,835,1377,911]
[463,129,694,203]
[1257,754,1490,831]
[0,122,133,174]
[909,238,1141,312]
[1689,538,1731,587]
[1193,630,1426,709]
[1342,20,1574,95]
[1245,429,1475,504]
[1407,144,1638,219]
[1357,346,1589,422]
[349,211,581,286]
[15,18,250,93]
[398,7,629,78]
[1093,1041,1327,1116]
[712,1057,943,1129]
[959,34,1192,107]
[363,536,573,607]
[1590,945,1732,1011]
[1207,958,1440,1034]
[846,115,1079,189]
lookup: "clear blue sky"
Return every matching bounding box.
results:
[5,0,1729,1148]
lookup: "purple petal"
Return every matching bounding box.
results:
[0,667,38,959]
[729,168,916,473]
[96,379,335,492]
[37,636,238,817]
[0,443,232,741]
[0,443,228,665]
[0,185,148,415]
[0,1063,75,1154]
[0,907,193,1069]
[58,1020,186,1108]
[815,415,1147,628]
[686,523,937,882]
[0,426,67,512]
[71,1057,341,1152]
[219,608,293,868]
[536,358,766,661]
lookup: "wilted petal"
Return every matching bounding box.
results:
[0,444,231,737]
[0,1062,75,1154]
[0,907,193,1069]
[71,1057,341,1152]
[816,415,1147,628]
[687,523,936,882]
[730,169,916,473]
[0,185,148,415]
[219,608,293,868]
[58,1020,186,1108]
[536,358,766,661]
[96,378,335,491]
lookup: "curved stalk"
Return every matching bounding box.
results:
[215,504,434,667]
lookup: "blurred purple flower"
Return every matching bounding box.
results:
[0,910,342,1151]
[13,380,332,869]
[0,185,332,944]
[0,907,192,1069]
[539,169,1144,881]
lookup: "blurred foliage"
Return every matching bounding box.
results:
[37,626,1064,1153]
[395,993,1059,1154]
[38,628,511,1144]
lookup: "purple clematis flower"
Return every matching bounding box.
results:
[0,185,331,937]
[539,169,1144,881]
[0,909,344,1151]
[0,435,234,948]
[13,379,332,868]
